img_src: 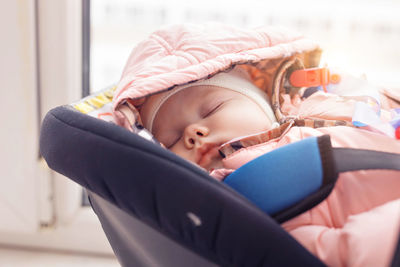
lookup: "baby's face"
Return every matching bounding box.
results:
[143,86,272,171]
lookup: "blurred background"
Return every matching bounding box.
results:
[0,0,399,266]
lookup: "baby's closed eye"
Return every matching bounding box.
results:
[201,99,227,118]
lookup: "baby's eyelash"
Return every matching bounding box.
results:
[204,102,223,118]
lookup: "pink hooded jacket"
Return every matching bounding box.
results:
[112,23,400,267]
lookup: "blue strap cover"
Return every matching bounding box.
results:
[224,137,323,215]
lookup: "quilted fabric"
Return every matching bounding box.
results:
[112,23,318,128]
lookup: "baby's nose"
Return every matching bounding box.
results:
[183,124,209,148]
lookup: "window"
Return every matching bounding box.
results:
[90,0,400,90]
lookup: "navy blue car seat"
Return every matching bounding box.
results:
[39,88,400,267]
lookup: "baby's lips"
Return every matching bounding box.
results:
[198,145,219,168]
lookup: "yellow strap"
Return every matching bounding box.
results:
[74,102,94,114]
[86,95,109,108]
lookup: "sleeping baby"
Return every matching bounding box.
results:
[112,23,400,267]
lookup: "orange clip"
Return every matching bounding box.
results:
[289,67,336,92]
[396,127,400,140]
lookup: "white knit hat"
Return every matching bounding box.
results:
[142,67,278,132]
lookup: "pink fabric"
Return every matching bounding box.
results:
[204,94,400,267]
[222,103,400,267]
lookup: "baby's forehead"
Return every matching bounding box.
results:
[178,85,234,100]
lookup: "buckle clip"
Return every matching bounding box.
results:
[289,67,340,92]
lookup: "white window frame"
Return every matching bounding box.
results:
[0,0,40,235]
[0,0,114,255]
[38,0,113,254]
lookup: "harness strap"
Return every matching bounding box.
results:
[333,147,400,173]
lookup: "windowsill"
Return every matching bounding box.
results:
[0,206,114,255]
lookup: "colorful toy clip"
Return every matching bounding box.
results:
[289,67,340,92]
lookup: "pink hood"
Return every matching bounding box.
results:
[112,23,319,129]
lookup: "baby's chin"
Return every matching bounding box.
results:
[202,158,224,173]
